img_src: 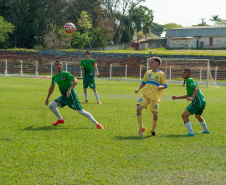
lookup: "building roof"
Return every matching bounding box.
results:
[165,26,226,37]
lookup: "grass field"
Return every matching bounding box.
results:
[6,48,226,56]
[99,48,226,56]
[0,77,225,184]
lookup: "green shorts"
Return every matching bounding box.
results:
[186,103,205,115]
[83,77,96,89]
[54,90,83,110]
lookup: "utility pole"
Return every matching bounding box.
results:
[129,12,131,48]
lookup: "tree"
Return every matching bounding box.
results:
[217,19,226,25]
[151,22,164,37]
[210,15,221,26]
[73,11,93,49]
[131,5,153,35]
[0,0,70,48]
[77,11,93,33]
[118,4,153,43]
[193,18,210,26]
[90,27,108,47]
[0,16,14,43]
[134,30,144,42]
[164,23,183,31]
[0,0,49,48]
[100,0,144,43]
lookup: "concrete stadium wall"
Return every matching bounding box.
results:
[139,39,167,50]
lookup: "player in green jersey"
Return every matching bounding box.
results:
[45,60,104,129]
[172,68,210,136]
[80,50,101,104]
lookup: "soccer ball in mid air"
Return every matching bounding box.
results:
[64,22,75,34]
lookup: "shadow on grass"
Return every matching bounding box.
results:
[114,135,153,140]
[160,134,187,138]
[22,125,95,131]
[0,138,12,141]
[80,102,104,105]
[115,134,191,140]
[22,125,69,131]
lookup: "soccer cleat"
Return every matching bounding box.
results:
[185,133,195,136]
[150,130,156,136]
[138,128,145,136]
[96,123,104,129]
[84,100,88,103]
[97,101,101,104]
[52,118,64,126]
[201,130,210,134]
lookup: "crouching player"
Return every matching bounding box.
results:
[45,60,104,129]
[135,57,167,136]
[172,68,210,136]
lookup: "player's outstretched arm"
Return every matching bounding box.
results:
[45,85,55,105]
[66,78,78,98]
[172,94,189,100]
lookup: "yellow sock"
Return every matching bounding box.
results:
[151,119,157,132]
[137,115,144,129]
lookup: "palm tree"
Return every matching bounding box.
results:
[210,15,221,26]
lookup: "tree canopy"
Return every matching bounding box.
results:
[0,0,158,49]
[0,16,14,44]
[164,23,183,31]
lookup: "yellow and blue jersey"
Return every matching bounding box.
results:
[142,70,167,102]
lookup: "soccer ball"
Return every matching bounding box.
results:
[64,22,75,34]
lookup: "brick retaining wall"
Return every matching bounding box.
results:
[0,50,225,79]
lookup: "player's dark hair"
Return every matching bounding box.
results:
[183,68,191,86]
[184,68,191,73]
[85,50,91,55]
[151,57,162,67]
[55,60,62,65]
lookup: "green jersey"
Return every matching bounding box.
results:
[51,71,75,96]
[186,77,206,107]
[80,58,95,78]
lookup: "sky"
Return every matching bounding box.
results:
[140,0,226,27]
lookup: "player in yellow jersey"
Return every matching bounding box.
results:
[135,57,167,136]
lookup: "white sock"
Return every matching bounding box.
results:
[49,101,63,120]
[77,109,98,125]
[200,120,209,132]
[94,91,99,101]
[185,121,194,135]
[84,93,88,101]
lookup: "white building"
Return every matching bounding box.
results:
[165,26,226,49]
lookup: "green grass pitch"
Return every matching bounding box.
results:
[0,76,225,184]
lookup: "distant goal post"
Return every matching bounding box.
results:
[146,58,220,87]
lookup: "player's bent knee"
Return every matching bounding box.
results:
[195,114,200,118]
[182,113,187,120]
[137,104,143,112]
[49,101,59,109]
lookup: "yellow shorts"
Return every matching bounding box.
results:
[137,94,159,112]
